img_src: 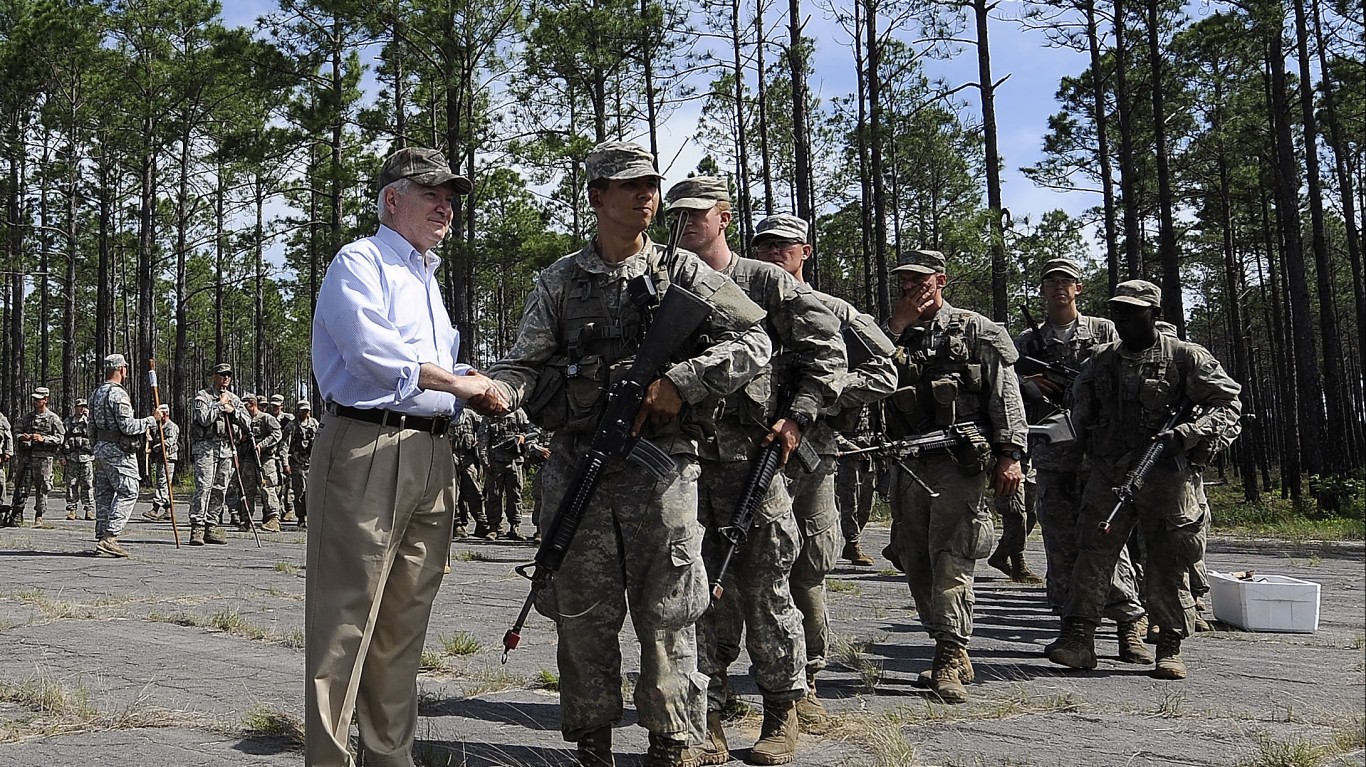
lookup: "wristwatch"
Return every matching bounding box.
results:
[995,447,1024,461]
[785,411,813,430]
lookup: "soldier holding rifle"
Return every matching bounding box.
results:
[89,354,156,557]
[486,144,771,767]
[188,363,251,546]
[882,249,1028,704]
[1047,280,1240,680]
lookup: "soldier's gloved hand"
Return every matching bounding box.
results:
[633,377,683,435]
[1154,428,1184,456]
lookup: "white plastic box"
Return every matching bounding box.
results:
[1209,571,1321,633]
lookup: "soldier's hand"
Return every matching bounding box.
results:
[1026,373,1062,396]
[991,456,1023,499]
[31,434,43,444]
[633,377,684,435]
[1154,428,1183,456]
[762,419,803,466]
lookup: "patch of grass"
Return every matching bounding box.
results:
[1346,633,1364,651]
[0,674,203,743]
[1237,732,1329,767]
[210,609,268,640]
[8,588,99,620]
[241,705,304,745]
[1207,481,1364,540]
[830,633,885,691]
[461,668,524,697]
[455,550,495,563]
[419,649,445,671]
[437,631,481,657]
[280,628,305,649]
[827,579,861,595]
[534,668,559,691]
[877,568,900,578]
[1330,715,1365,753]
[978,685,1084,719]
[831,709,920,767]
[1151,687,1185,718]
[273,561,300,574]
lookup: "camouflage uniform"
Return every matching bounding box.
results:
[189,376,251,540]
[285,403,319,527]
[883,263,1028,655]
[444,408,485,536]
[148,413,180,516]
[62,407,96,520]
[91,371,155,544]
[12,400,65,522]
[229,403,284,527]
[1016,312,1146,622]
[485,145,771,751]
[273,396,296,521]
[478,408,532,538]
[1058,282,1241,675]
[0,411,12,507]
[692,252,844,719]
[835,407,879,556]
[785,290,896,704]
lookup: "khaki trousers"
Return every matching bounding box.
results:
[304,414,455,767]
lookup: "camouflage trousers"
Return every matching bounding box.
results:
[10,453,55,516]
[65,459,95,516]
[190,451,234,526]
[483,461,523,531]
[1065,459,1204,638]
[94,453,140,539]
[836,455,877,546]
[533,443,708,744]
[150,459,176,510]
[992,468,1037,557]
[290,466,309,523]
[698,459,806,708]
[788,457,840,673]
[888,453,993,646]
[452,460,484,529]
[229,456,282,523]
[1035,469,1144,622]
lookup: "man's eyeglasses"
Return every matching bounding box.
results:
[1042,278,1078,289]
[755,239,801,253]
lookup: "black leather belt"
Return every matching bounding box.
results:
[328,403,452,436]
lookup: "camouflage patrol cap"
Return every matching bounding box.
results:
[296,399,312,411]
[751,214,809,245]
[212,363,233,376]
[1041,258,1083,281]
[242,393,259,404]
[103,353,128,371]
[76,398,89,408]
[31,387,50,400]
[158,404,169,413]
[584,141,662,185]
[891,249,947,276]
[377,147,473,195]
[269,394,285,406]
[1109,279,1162,308]
[664,176,730,212]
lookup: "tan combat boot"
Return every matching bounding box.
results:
[841,541,874,566]
[917,643,975,688]
[750,699,798,765]
[95,536,129,558]
[576,725,614,767]
[644,731,696,767]
[1010,554,1043,584]
[1117,616,1154,664]
[694,710,729,766]
[188,523,205,546]
[795,668,826,725]
[260,517,281,532]
[204,524,228,545]
[65,510,77,520]
[930,641,970,704]
[1048,618,1098,670]
[1153,633,1187,680]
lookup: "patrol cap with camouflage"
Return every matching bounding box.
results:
[31,386,50,400]
[158,404,169,413]
[212,363,233,376]
[891,249,947,275]
[1108,279,1162,308]
[103,353,128,370]
[296,399,312,411]
[76,398,89,407]
[243,393,259,404]
[584,141,663,185]
[751,213,809,245]
[664,176,730,212]
[377,147,473,195]
[1041,258,1083,281]
[269,394,285,406]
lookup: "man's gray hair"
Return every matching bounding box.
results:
[377,177,418,223]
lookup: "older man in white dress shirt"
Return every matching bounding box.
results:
[305,146,506,767]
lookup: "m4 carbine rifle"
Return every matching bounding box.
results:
[835,423,986,499]
[501,279,713,662]
[1098,397,1194,535]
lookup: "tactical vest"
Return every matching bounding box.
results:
[92,383,142,454]
[886,311,990,437]
[1087,334,1192,460]
[291,418,318,466]
[190,389,232,444]
[66,415,94,456]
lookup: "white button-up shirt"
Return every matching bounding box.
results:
[312,225,471,416]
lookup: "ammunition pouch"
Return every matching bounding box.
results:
[930,378,958,426]
[951,426,991,476]
[524,360,570,432]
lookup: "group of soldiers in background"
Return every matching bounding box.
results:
[444,406,552,542]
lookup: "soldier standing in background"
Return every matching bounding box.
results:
[90,354,157,557]
[478,408,533,540]
[144,404,180,522]
[188,363,251,546]
[61,398,96,521]
[0,409,12,509]
[229,394,284,533]
[12,387,66,527]
[752,212,898,725]
[882,249,1028,704]
[447,407,486,538]
[834,407,879,565]
[1048,280,1242,680]
[271,394,298,523]
[664,179,845,767]
[283,399,318,530]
